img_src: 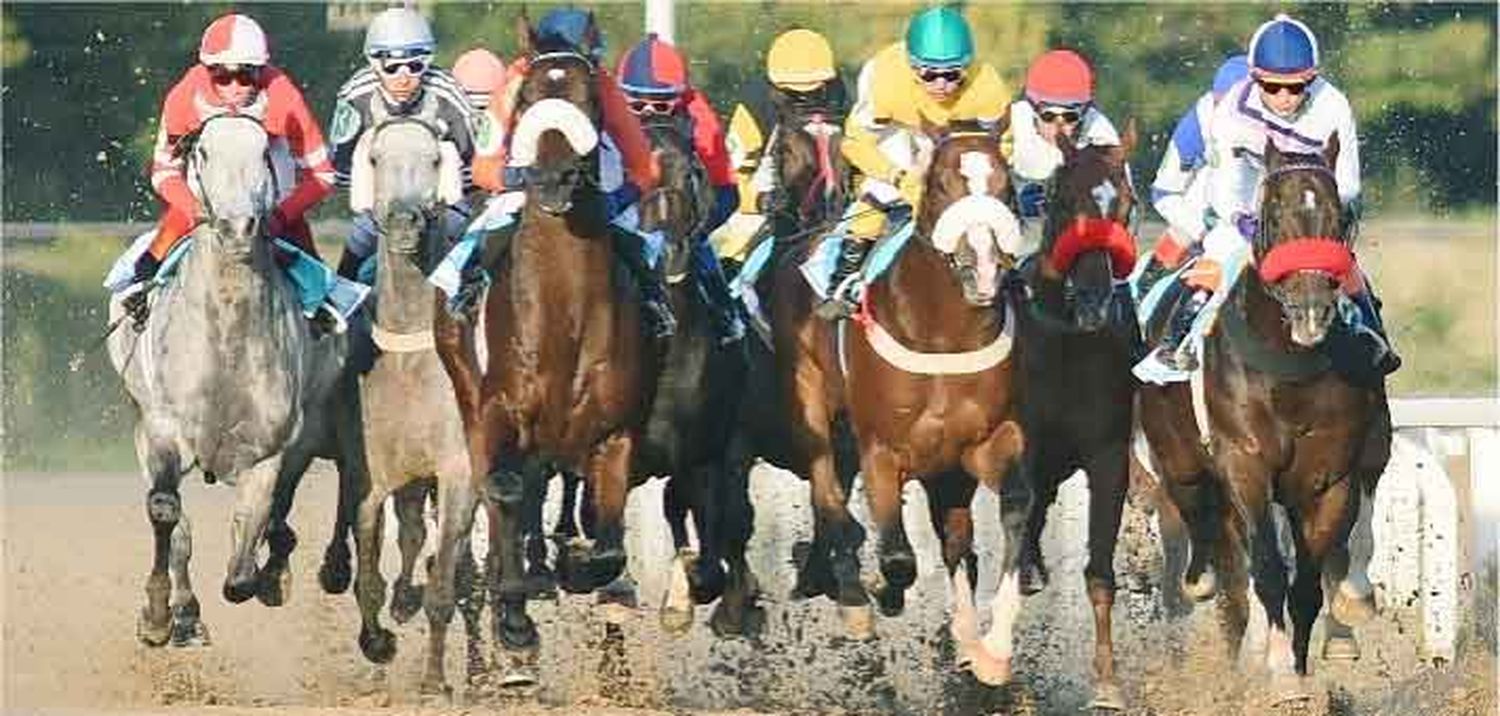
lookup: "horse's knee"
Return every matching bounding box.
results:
[486,469,524,508]
[147,488,181,525]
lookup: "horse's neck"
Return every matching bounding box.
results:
[375,235,435,332]
[1238,274,1297,352]
[511,204,614,281]
[176,239,293,348]
[880,241,998,339]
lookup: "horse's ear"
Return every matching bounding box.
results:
[1322,132,1340,169]
[1264,137,1283,171]
[1119,117,1138,159]
[918,114,942,142]
[515,9,535,57]
[583,11,601,55]
[991,110,1010,142]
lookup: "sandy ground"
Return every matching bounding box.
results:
[3,466,1495,715]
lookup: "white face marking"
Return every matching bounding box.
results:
[547,67,566,81]
[1091,180,1117,216]
[959,151,994,197]
[1303,189,1317,210]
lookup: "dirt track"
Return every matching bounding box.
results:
[3,467,1494,715]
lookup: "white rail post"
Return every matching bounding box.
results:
[644,0,675,42]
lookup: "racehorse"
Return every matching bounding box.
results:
[1007,129,1141,710]
[107,114,360,646]
[632,118,758,635]
[771,120,1028,685]
[438,13,654,684]
[1137,136,1388,695]
[326,113,488,694]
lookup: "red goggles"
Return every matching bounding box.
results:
[627,97,680,115]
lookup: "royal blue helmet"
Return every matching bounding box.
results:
[1249,14,1319,77]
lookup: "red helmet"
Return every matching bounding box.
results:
[1024,49,1093,106]
[199,14,269,67]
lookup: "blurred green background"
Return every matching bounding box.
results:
[3,2,1496,470]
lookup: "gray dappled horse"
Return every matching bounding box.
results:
[335,117,487,694]
[107,114,361,646]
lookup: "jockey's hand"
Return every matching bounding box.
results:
[1018,183,1047,219]
[1037,119,1061,144]
[860,176,904,209]
[268,208,291,241]
[897,169,924,207]
[1233,212,1259,241]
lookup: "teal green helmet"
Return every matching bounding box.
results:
[906,6,974,69]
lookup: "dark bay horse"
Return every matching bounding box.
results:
[630,119,757,635]
[1138,137,1389,695]
[771,123,1027,684]
[437,21,653,685]
[1007,129,1141,710]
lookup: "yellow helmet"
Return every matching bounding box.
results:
[766,29,836,92]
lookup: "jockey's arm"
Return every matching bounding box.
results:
[597,69,661,194]
[683,89,740,234]
[328,80,367,190]
[1082,108,1121,148]
[1151,97,1213,246]
[149,77,201,220]
[1331,99,1362,209]
[272,75,336,222]
[841,58,901,186]
[1206,89,1260,228]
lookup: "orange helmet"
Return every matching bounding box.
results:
[1024,49,1093,106]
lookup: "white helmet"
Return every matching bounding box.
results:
[363,7,436,59]
[199,14,269,66]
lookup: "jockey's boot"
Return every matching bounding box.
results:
[1348,289,1401,376]
[445,261,488,323]
[815,238,872,320]
[1135,255,1175,297]
[122,253,162,330]
[335,248,363,281]
[1152,290,1211,372]
[692,241,745,345]
[612,230,677,339]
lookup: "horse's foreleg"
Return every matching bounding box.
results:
[1251,507,1293,678]
[421,473,479,695]
[138,424,186,647]
[979,461,1030,686]
[255,450,314,608]
[319,456,358,595]
[1288,483,1354,678]
[223,455,282,605]
[1082,445,1130,711]
[485,452,540,687]
[390,482,429,624]
[353,482,396,664]
[520,461,556,599]
[863,445,914,618]
[559,434,632,594]
[709,444,763,639]
[687,463,728,605]
[1017,445,1064,596]
[924,472,991,682]
[1322,485,1374,662]
[556,469,583,540]
[1161,468,1226,602]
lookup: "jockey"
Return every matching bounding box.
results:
[616,33,744,343]
[1139,54,1249,293]
[124,13,336,325]
[827,5,1010,318]
[1008,49,1123,225]
[747,29,848,217]
[330,7,477,281]
[1150,14,1399,376]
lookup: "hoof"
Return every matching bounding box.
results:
[494,646,539,689]
[1018,559,1050,596]
[359,625,397,664]
[319,550,352,595]
[1089,680,1126,711]
[689,557,728,605]
[558,544,626,595]
[168,600,210,647]
[879,550,918,593]
[418,675,453,699]
[838,602,876,641]
[390,580,424,625]
[875,584,906,618]
[255,568,291,608]
[1181,568,1217,602]
[710,600,765,640]
[524,566,558,601]
[223,576,258,604]
[1322,633,1361,662]
[137,606,171,647]
[1269,673,1313,705]
[1331,589,1377,627]
[659,604,695,635]
[959,641,1012,686]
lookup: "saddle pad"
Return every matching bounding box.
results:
[797,214,916,300]
[272,239,370,320]
[427,191,523,297]
[103,228,193,292]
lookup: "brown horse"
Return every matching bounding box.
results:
[1008,129,1141,710]
[433,16,652,687]
[1138,137,1389,695]
[771,122,1026,684]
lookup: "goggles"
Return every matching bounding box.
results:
[626,97,680,116]
[1256,78,1310,96]
[208,64,262,87]
[1037,106,1084,125]
[374,55,431,77]
[915,66,965,85]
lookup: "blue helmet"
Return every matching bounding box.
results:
[1211,54,1249,99]
[534,8,604,60]
[1248,14,1319,76]
[906,6,974,69]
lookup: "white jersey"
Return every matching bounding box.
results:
[1208,76,1361,222]
[1151,91,1222,243]
[1008,100,1121,182]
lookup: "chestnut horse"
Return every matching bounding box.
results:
[771,122,1027,685]
[1008,130,1141,710]
[1138,137,1389,696]
[433,18,653,687]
